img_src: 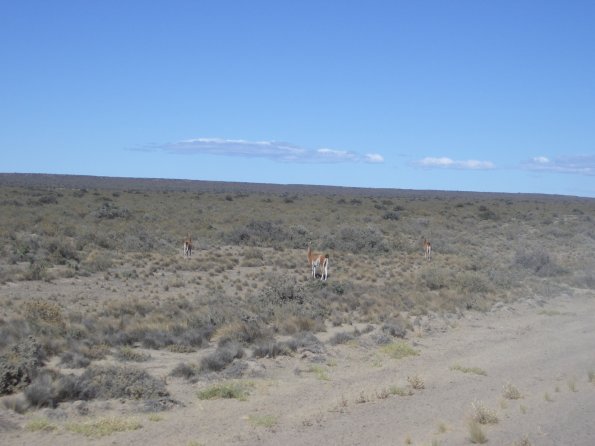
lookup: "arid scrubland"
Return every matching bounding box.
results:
[1,173,594,445]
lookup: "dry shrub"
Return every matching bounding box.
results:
[200,342,244,372]
[514,249,565,277]
[23,300,65,332]
[471,400,498,424]
[170,362,199,380]
[502,382,522,400]
[23,369,78,408]
[0,336,45,395]
[322,225,389,253]
[77,365,169,400]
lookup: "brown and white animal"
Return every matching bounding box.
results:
[307,242,329,281]
[422,237,432,261]
[183,235,193,258]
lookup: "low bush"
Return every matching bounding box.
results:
[23,369,79,408]
[252,340,295,358]
[514,249,565,277]
[329,331,356,345]
[200,342,244,372]
[170,362,199,380]
[77,365,169,400]
[0,336,45,395]
[322,225,389,253]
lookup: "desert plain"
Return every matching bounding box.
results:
[1,173,594,446]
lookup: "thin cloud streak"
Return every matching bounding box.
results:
[158,138,384,164]
[416,156,496,170]
[523,155,595,176]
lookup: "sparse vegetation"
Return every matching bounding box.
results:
[248,414,278,428]
[451,364,487,376]
[381,341,419,360]
[0,174,593,444]
[471,400,499,424]
[66,416,142,438]
[468,420,488,444]
[502,382,522,400]
[196,381,254,401]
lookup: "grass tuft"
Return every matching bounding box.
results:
[248,414,278,428]
[25,418,57,432]
[197,381,254,401]
[471,400,498,424]
[502,382,522,400]
[66,416,142,438]
[381,341,418,360]
[451,364,487,376]
[468,420,487,444]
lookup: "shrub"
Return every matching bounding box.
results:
[503,382,522,399]
[170,362,199,380]
[0,336,45,395]
[383,211,400,221]
[468,420,487,444]
[381,316,408,338]
[59,351,91,368]
[450,364,487,376]
[214,321,267,347]
[200,342,244,372]
[421,267,448,290]
[77,365,169,400]
[514,249,565,277]
[252,341,294,358]
[322,225,389,253]
[381,341,418,359]
[93,202,130,219]
[197,381,253,400]
[223,220,288,247]
[66,416,142,438]
[329,331,355,345]
[248,276,329,330]
[115,346,151,362]
[471,400,498,424]
[23,369,79,408]
[456,272,492,293]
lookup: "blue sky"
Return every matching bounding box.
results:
[2,1,594,197]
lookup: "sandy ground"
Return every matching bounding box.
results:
[2,288,595,446]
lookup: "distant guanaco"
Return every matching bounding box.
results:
[307,242,329,281]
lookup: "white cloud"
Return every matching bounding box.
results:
[532,156,550,164]
[364,153,385,163]
[523,155,595,176]
[417,156,495,170]
[316,148,359,162]
[158,138,384,164]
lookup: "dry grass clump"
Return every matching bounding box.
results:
[451,364,487,376]
[407,374,425,390]
[252,340,295,358]
[197,380,254,400]
[513,435,532,446]
[170,362,200,380]
[468,420,488,444]
[248,414,278,428]
[471,400,499,424]
[115,346,151,362]
[381,341,419,360]
[502,382,522,399]
[66,416,142,438]
[25,417,58,432]
[199,342,244,372]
